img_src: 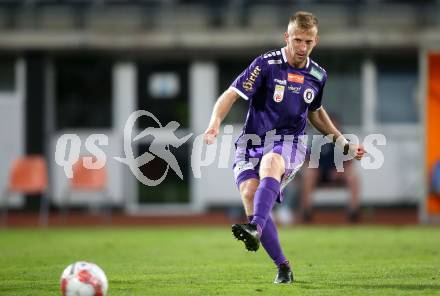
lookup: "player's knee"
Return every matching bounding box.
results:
[260,153,285,179]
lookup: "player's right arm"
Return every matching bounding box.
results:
[204,89,240,144]
[204,54,266,145]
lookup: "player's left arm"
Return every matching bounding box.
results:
[308,107,365,160]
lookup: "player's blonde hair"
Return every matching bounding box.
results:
[288,11,318,31]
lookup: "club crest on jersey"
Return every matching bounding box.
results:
[303,88,315,103]
[273,85,285,103]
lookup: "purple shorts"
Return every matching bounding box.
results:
[232,134,307,203]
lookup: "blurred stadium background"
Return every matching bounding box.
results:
[0,0,440,226]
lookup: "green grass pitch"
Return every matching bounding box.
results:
[0,226,439,295]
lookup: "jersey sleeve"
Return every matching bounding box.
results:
[309,73,327,111]
[229,56,266,100]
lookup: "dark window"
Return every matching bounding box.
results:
[313,50,362,126]
[0,58,15,92]
[137,142,190,204]
[376,53,419,123]
[217,57,251,124]
[55,57,112,129]
[137,61,189,129]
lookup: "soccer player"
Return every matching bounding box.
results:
[203,11,365,284]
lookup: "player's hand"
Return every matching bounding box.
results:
[347,143,366,160]
[203,127,219,145]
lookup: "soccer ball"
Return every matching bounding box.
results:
[60,261,108,296]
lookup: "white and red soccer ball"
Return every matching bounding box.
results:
[60,261,108,296]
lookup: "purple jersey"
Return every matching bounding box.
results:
[230,47,327,141]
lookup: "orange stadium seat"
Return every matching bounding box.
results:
[60,156,111,223]
[71,157,107,191]
[1,155,49,226]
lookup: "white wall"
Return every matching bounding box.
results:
[0,59,25,207]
